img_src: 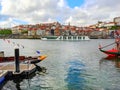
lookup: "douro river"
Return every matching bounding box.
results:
[0,39,120,90]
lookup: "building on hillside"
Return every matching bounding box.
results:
[114,17,120,26]
[95,21,115,29]
[28,28,36,36]
[97,22,106,28]
[60,25,65,35]
[54,27,61,36]
[104,22,115,29]
[11,26,22,34]
[65,25,71,36]
[89,24,97,29]
[36,28,45,36]
[70,26,76,35]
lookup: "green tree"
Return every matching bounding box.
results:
[109,26,119,30]
[0,29,12,35]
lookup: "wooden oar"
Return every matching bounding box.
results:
[99,42,116,49]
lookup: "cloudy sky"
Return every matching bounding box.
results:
[0,0,120,27]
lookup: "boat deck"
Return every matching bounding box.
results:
[0,64,36,78]
[0,63,36,85]
[0,70,8,77]
[0,64,35,73]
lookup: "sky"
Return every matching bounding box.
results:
[0,0,120,28]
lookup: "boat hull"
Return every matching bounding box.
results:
[0,76,5,84]
[0,71,7,85]
[25,55,47,64]
[99,48,120,57]
[0,55,47,63]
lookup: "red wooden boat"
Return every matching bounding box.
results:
[98,40,120,57]
[0,50,47,63]
[0,55,47,63]
[99,48,120,57]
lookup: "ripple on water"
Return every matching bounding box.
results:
[65,60,87,90]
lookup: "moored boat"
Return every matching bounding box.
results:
[24,55,47,64]
[99,40,120,57]
[0,70,7,85]
[41,35,90,41]
[0,51,47,63]
[99,48,120,57]
[0,55,47,63]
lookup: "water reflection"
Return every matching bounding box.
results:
[99,56,120,68]
[65,60,86,90]
[1,66,47,90]
[99,57,120,90]
[1,72,36,90]
[2,39,120,90]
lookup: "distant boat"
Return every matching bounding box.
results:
[41,36,90,41]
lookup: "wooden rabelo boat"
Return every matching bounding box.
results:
[99,30,120,57]
[0,49,47,64]
[0,54,47,64]
[99,48,120,57]
[99,39,120,57]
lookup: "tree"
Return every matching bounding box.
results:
[109,26,118,30]
[0,29,12,35]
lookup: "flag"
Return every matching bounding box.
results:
[21,45,24,48]
[36,50,40,54]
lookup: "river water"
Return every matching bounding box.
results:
[0,39,120,90]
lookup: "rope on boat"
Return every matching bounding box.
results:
[99,42,116,49]
[2,39,42,54]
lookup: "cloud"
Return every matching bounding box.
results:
[84,0,120,22]
[1,0,69,24]
[0,18,20,28]
[0,0,120,27]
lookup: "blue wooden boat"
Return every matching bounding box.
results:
[0,71,7,84]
